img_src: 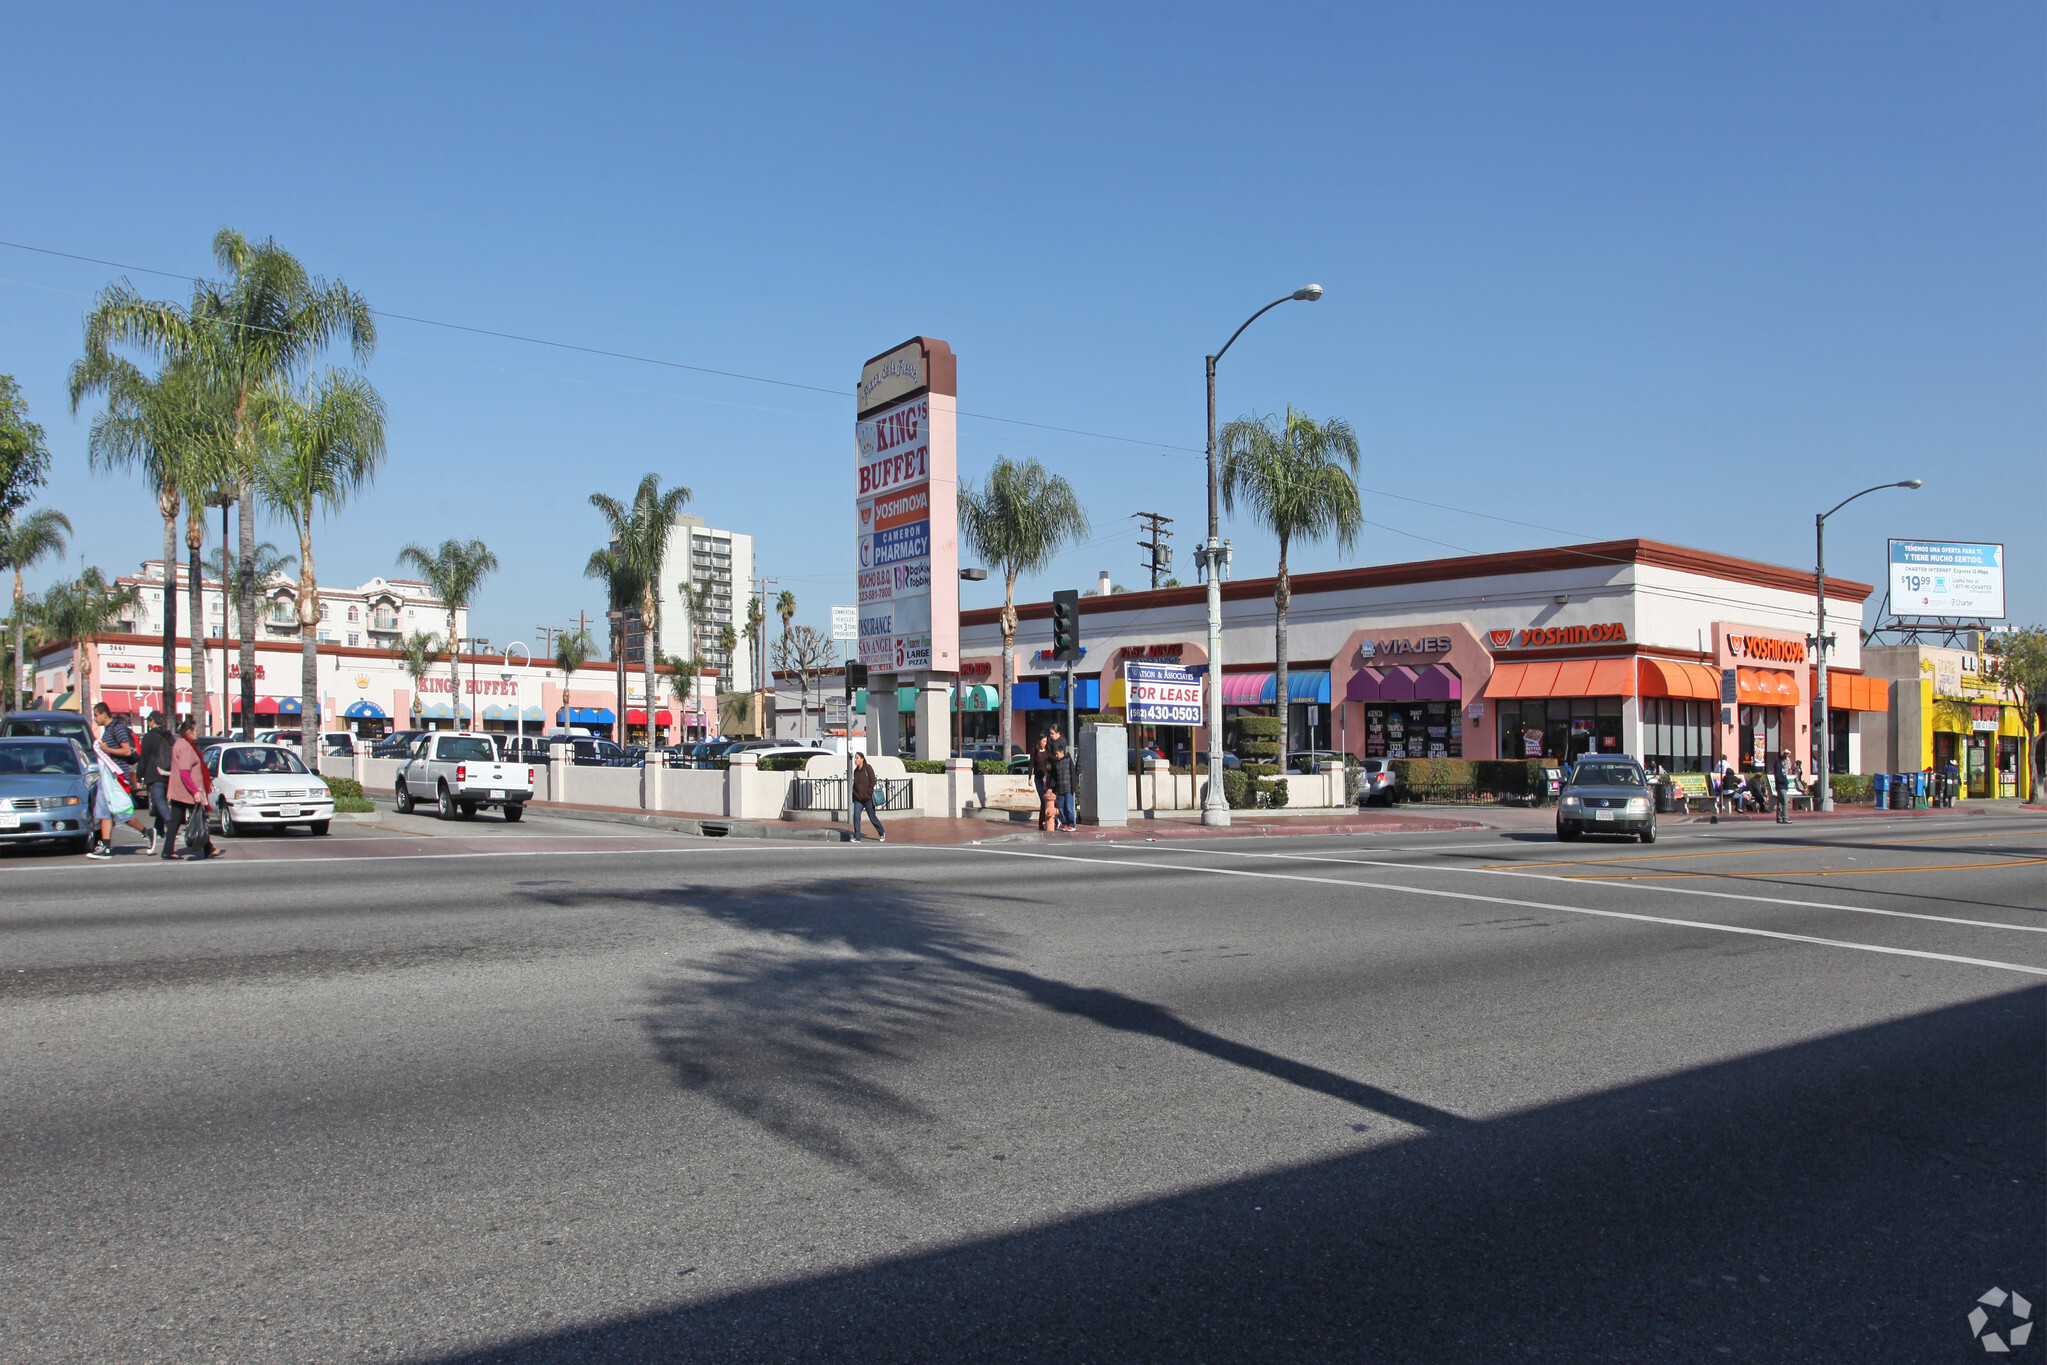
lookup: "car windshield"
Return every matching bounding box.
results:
[221,747,311,775]
[0,741,83,775]
[438,738,496,762]
[1571,764,1643,787]
[5,718,91,745]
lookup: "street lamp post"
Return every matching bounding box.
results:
[458,637,490,732]
[1812,478,1921,809]
[1200,284,1323,827]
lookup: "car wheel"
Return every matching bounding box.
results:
[394,780,414,814]
[219,801,239,839]
[310,820,330,836]
[437,785,456,819]
[458,802,477,820]
[1639,825,1657,844]
[502,803,524,823]
[1557,825,1581,841]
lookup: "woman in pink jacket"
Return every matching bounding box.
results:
[168,718,218,860]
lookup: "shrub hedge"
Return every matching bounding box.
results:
[1830,773,1874,805]
[1388,758,1549,801]
[758,755,814,772]
[325,778,365,801]
[902,759,946,774]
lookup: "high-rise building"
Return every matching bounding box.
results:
[655,515,754,693]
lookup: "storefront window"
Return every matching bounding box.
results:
[1736,704,1782,772]
[1498,697,1620,761]
[1644,697,1713,772]
[1364,700,1462,759]
[1827,710,1850,775]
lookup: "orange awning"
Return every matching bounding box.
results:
[1587,659,1636,697]
[1639,659,1720,700]
[1483,657,1634,699]
[1736,667,1798,705]
[1811,672,1888,712]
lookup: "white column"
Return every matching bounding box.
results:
[914,677,949,762]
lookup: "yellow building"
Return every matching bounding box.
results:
[1863,642,2032,801]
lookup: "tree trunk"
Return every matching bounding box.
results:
[643,587,658,750]
[1274,535,1290,755]
[1000,576,1018,761]
[448,609,461,730]
[160,498,179,727]
[187,516,209,737]
[237,485,257,740]
[300,529,319,768]
[221,515,234,733]
[11,571,25,711]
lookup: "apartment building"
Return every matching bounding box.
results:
[654,514,754,693]
[115,560,466,650]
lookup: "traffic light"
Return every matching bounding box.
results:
[1051,589,1081,664]
[845,661,869,696]
[1038,676,1066,702]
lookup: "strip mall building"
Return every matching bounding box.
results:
[959,538,1894,776]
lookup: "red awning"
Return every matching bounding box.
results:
[626,708,648,725]
[653,710,673,725]
[254,696,281,716]
[99,690,136,712]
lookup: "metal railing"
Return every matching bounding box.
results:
[788,777,914,812]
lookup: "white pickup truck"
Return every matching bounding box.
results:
[393,732,534,821]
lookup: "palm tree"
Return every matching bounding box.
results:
[256,370,386,763]
[1217,407,1362,751]
[553,625,593,732]
[716,622,738,692]
[0,509,72,711]
[587,474,692,745]
[390,629,441,727]
[584,543,642,744]
[79,229,375,738]
[39,567,140,719]
[957,455,1090,758]
[71,351,233,729]
[395,539,498,730]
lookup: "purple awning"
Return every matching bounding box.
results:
[1414,664,1462,700]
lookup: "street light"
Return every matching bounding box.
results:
[1199,284,1323,826]
[502,641,530,736]
[458,636,490,732]
[1812,478,1920,809]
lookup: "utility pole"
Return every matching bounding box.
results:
[750,575,777,739]
[1132,512,1174,590]
[535,624,561,656]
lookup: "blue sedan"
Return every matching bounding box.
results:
[0,736,96,854]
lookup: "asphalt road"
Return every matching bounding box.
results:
[2,811,2041,1362]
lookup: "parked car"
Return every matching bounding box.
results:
[1286,750,1347,775]
[203,743,336,837]
[370,729,430,759]
[1354,757,1396,806]
[1555,757,1656,843]
[0,734,95,853]
[725,743,829,767]
[394,731,535,820]
[533,732,630,766]
[2,710,94,750]
[688,739,738,768]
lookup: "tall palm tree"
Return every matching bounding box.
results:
[255,370,386,763]
[1217,407,1362,751]
[716,622,738,693]
[71,351,233,728]
[0,509,72,711]
[553,624,592,732]
[584,543,642,744]
[79,229,375,738]
[39,567,140,719]
[587,474,692,745]
[390,629,441,727]
[957,455,1090,758]
[395,539,497,730]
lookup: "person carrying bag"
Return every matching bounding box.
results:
[168,718,218,860]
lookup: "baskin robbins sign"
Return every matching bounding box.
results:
[854,338,958,675]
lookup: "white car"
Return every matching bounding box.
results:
[1354,758,1397,806]
[204,743,336,836]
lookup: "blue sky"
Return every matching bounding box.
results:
[3,2,2040,652]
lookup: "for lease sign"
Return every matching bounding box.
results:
[1125,662,1204,726]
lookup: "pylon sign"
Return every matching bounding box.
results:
[855,337,958,675]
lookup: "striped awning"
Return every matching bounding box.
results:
[1638,659,1720,700]
[1219,672,1271,705]
[1484,659,1636,699]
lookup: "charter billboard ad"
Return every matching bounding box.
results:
[1888,540,2005,619]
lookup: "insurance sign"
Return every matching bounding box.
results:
[1888,540,2005,619]
[1125,662,1204,726]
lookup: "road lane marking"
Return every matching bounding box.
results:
[0,842,839,874]
[951,846,2047,978]
[1478,829,2047,871]
[1126,846,2047,938]
[1555,857,2047,880]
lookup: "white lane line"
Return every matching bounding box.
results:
[0,843,838,874]
[1132,845,2047,938]
[956,845,2047,978]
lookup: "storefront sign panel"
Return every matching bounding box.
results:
[1487,623,1627,649]
[1126,663,1203,726]
[1889,539,2005,619]
[854,343,958,676]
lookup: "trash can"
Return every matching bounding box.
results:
[1655,781,1677,814]
[1873,772,1889,809]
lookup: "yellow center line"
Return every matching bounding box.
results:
[1558,857,2047,881]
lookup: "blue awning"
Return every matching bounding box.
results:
[1012,678,1101,711]
[343,699,386,719]
[558,707,616,725]
[419,700,454,719]
[276,696,303,714]
[1284,670,1332,704]
[519,705,545,722]
[482,704,515,721]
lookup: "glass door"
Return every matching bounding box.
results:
[1966,735,1990,798]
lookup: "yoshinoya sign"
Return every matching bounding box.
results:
[1888,539,2006,619]
[855,338,958,675]
[1486,623,1627,649]
[1124,662,1203,726]
[1725,633,1807,664]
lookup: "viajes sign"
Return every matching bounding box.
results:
[855,338,958,675]
[1358,635,1453,660]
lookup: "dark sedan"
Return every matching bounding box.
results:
[0,736,95,853]
[1555,758,1657,843]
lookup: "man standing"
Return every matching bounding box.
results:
[1050,736,1078,832]
[1771,751,1792,824]
[89,700,156,858]
[137,711,179,858]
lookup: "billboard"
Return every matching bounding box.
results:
[1888,540,2005,619]
[855,338,958,675]
[1125,662,1204,726]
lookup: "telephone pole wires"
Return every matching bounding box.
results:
[1133,512,1174,590]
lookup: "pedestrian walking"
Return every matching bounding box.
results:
[849,750,886,842]
[168,717,218,859]
[1771,752,1791,823]
[137,710,179,856]
[1029,733,1054,831]
[1050,736,1078,832]
[88,700,155,858]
